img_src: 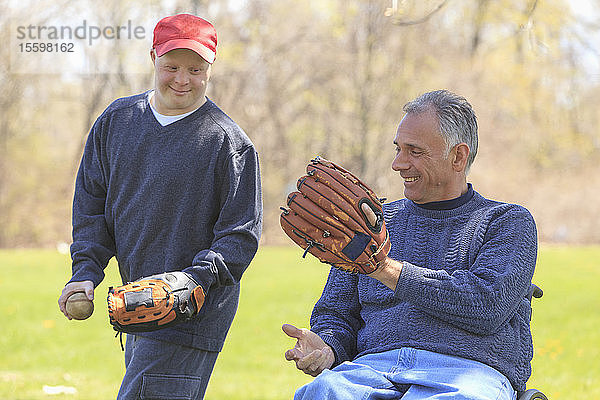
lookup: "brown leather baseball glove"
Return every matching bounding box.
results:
[280,157,390,274]
[107,271,205,333]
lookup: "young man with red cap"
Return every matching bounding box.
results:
[58,14,262,399]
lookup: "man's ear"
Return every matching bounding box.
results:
[206,64,212,82]
[150,49,156,64]
[452,143,470,172]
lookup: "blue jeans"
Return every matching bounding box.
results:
[294,348,516,400]
[117,334,219,400]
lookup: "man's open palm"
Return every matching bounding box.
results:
[282,324,335,377]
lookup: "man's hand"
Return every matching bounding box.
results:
[282,324,335,377]
[58,280,94,320]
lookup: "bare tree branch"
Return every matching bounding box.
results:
[391,0,449,26]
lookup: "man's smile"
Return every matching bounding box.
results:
[403,176,420,183]
[170,87,191,95]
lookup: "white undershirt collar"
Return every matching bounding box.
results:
[147,90,200,126]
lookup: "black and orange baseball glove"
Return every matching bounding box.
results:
[107,271,205,333]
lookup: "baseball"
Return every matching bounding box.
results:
[66,292,94,320]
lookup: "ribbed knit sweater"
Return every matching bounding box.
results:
[310,190,537,392]
[69,92,262,351]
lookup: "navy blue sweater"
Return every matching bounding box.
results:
[310,190,537,391]
[70,93,262,351]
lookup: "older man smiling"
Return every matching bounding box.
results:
[284,90,538,400]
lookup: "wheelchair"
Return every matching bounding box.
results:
[516,284,548,400]
[519,389,548,400]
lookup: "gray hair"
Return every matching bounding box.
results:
[403,90,478,173]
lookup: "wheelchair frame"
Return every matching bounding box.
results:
[516,284,547,400]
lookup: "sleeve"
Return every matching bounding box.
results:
[183,145,262,291]
[69,117,116,287]
[394,205,538,335]
[310,268,363,366]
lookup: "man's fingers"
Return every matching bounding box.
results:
[296,349,321,371]
[306,350,326,374]
[58,281,94,319]
[285,348,301,361]
[282,323,303,339]
[282,324,333,376]
[284,350,294,361]
[283,324,307,365]
[58,287,72,315]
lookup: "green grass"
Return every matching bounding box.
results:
[0,246,598,399]
[526,246,600,398]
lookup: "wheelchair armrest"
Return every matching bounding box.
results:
[518,388,549,400]
[521,285,547,400]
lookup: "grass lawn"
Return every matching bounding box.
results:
[0,245,598,399]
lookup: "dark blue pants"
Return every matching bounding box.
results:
[117,334,219,400]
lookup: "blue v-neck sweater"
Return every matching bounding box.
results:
[69,92,262,351]
[310,191,537,392]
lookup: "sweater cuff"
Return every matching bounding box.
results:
[315,330,351,367]
[69,262,104,288]
[183,249,234,293]
[394,260,450,299]
[394,261,422,299]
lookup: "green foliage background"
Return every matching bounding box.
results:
[0,246,598,399]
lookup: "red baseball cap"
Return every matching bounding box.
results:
[152,14,217,63]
